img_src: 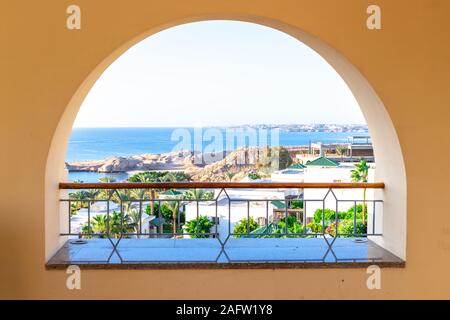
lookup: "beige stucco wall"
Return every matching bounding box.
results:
[1,0,449,299]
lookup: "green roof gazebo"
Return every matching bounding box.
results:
[305,157,339,167]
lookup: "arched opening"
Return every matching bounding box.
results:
[45,16,406,263]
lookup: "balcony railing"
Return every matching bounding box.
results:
[48,182,403,268]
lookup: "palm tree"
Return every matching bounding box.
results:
[164,197,182,236]
[130,188,148,200]
[184,189,214,200]
[91,214,108,234]
[111,189,138,214]
[82,211,137,238]
[335,145,347,160]
[128,207,143,236]
[128,172,158,217]
[224,169,236,182]
[69,190,98,210]
[85,189,99,203]
[99,176,116,183]
[160,172,178,182]
[109,211,137,238]
[82,214,107,238]
[351,160,369,224]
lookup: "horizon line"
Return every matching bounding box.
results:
[72,124,369,129]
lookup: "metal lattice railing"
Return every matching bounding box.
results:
[59,182,384,264]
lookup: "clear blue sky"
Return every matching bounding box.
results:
[73,20,365,128]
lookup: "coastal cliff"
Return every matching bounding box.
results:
[65,147,293,181]
[66,151,191,173]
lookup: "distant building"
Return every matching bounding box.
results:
[346,136,374,158]
[294,135,374,163]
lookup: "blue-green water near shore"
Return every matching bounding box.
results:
[67,127,369,182]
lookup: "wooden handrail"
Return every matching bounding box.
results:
[59,182,385,190]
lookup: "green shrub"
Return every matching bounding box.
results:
[233,217,258,236]
[183,216,214,238]
[323,220,367,238]
[337,219,367,237]
[306,222,323,233]
[163,223,180,234]
[344,204,368,220]
[290,200,304,209]
[273,216,305,237]
[247,171,261,180]
[313,209,347,223]
[146,202,173,221]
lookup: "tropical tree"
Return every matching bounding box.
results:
[223,169,236,182]
[183,216,214,238]
[110,189,141,214]
[85,189,99,202]
[108,210,137,237]
[69,190,98,210]
[146,202,173,221]
[164,196,183,235]
[276,146,294,170]
[90,214,108,234]
[128,207,143,236]
[97,176,116,199]
[256,146,293,171]
[290,200,304,209]
[82,211,137,238]
[233,217,258,237]
[127,171,189,183]
[129,188,149,201]
[99,176,116,183]
[127,171,189,216]
[127,172,157,217]
[184,189,214,200]
[335,145,347,160]
[351,160,369,224]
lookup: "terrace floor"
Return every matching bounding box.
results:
[46,238,404,269]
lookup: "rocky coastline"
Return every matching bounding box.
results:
[65,146,307,182]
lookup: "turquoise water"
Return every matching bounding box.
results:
[67,127,368,162]
[66,127,369,182]
[67,171,131,183]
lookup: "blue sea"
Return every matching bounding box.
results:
[67,127,369,182]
